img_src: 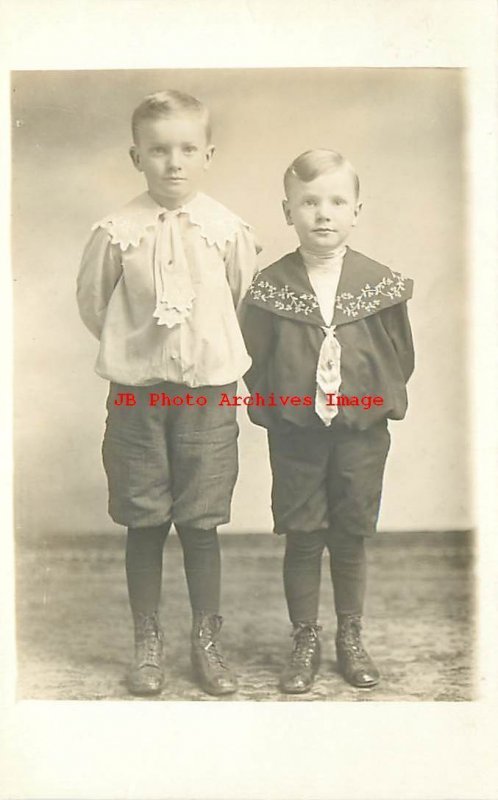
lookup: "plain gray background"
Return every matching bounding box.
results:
[12,67,470,535]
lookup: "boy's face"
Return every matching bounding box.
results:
[283,167,361,254]
[130,114,214,209]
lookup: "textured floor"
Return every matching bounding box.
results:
[15,530,474,701]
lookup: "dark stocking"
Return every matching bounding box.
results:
[283,531,325,624]
[176,527,221,615]
[125,523,170,619]
[325,531,367,617]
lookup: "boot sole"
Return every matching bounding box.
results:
[199,685,238,696]
[128,686,163,696]
[279,666,320,694]
[127,669,165,696]
[279,683,315,694]
[345,679,380,688]
[127,681,164,696]
[338,668,380,689]
[191,665,238,696]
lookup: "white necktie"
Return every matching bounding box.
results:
[315,324,342,426]
[153,210,195,328]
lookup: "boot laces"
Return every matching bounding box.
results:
[339,621,368,659]
[347,639,368,658]
[291,625,321,667]
[203,639,229,670]
[136,616,162,666]
[195,615,230,672]
[143,633,162,664]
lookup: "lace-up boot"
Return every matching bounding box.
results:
[127,612,164,696]
[279,623,321,694]
[336,615,380,688]
[190,613,238,696]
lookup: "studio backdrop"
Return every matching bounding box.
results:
[12,68,470,535]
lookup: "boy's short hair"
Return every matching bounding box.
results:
[131,90,211,143]
[284,149,360,199]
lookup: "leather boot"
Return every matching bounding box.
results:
[279,623,321,694]
[127,612,165,696]
[190,613,238,696]
[336,615,380,688]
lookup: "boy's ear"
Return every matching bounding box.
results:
[352,200,363,226]
[282,199,293,226]
[204,144,215,169]
[129,145,142,172]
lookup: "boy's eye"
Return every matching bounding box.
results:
[303,199,317,207]
[151,147,166,155]
[333,197,346,206]
[183,145,198,154]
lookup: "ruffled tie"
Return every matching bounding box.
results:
[153,210,195,328]
[315,324,342,426]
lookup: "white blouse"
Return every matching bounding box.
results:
[77,192,260,388]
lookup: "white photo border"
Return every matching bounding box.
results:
[1,1,497,798]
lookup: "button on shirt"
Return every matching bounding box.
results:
[300,246,346,426]
[77,192,260,387]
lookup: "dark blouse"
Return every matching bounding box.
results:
[241,247,414,431]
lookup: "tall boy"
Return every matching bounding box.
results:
[77,90,259,696]
[241,149,414,693]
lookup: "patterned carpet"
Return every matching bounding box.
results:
[15,530,474,701]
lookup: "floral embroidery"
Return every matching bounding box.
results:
[248,275,320,316]
[248,268,410,321]
[335,272,407,318]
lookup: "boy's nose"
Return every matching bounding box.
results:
[316,205,332,221]
[166,150,182,170]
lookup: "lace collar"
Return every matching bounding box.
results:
[93,191,253,251]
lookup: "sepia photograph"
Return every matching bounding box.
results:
[1,2,497,799]
[12,66,473,703]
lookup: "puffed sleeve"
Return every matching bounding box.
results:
[223,224,261,313]
[380,301,415,382]
[240,300,275,391]
[77,226,123,340]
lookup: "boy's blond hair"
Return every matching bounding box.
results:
[131,90,211,143]
[284,149,360,198]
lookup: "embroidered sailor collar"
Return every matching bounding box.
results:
[246,248,413,326]
[93,191,253,251]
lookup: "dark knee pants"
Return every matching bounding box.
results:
[269,419,390,622]
[102,381,239,529]
[268,419,391,537]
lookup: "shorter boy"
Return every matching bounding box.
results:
[241,150,414,693]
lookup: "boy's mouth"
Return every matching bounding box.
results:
[313,228,336,233]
